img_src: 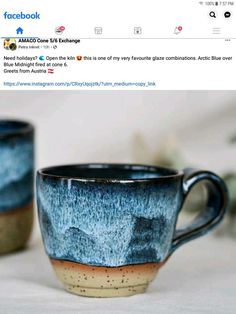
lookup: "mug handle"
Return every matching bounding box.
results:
[169,168,228,255]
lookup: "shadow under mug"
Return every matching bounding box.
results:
[0,119,34,254]
[37,164,228,297]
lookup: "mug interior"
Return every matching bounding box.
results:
[0,120,32,136]
[40,164,181,181]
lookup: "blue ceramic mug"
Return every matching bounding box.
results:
[37,164,228,297]
[0,119,34,254]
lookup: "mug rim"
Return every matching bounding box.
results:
[37,163,183,183]
[0,119,34,139]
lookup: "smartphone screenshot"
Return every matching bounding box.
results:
[0,1,235,313]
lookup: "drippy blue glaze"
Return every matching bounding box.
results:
[37,168,183,267]
[0,121,34,212]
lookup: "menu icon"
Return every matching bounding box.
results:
[212,27,221,34]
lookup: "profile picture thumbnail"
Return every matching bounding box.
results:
[4,38,17,51]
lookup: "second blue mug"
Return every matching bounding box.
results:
[0,119,34,254]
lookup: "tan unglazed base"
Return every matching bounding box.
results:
[64,282,148,297]
[0,202,33,255]
[50,258,164,298]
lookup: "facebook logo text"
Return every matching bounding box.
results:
[3,12,40,19]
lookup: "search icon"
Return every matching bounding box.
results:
[209,11,217,18]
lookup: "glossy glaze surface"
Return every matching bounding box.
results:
[0,120,34,254]
[0,121,34,213]
[37,165,183,267]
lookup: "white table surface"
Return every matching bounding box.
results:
[0,233,236,314]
